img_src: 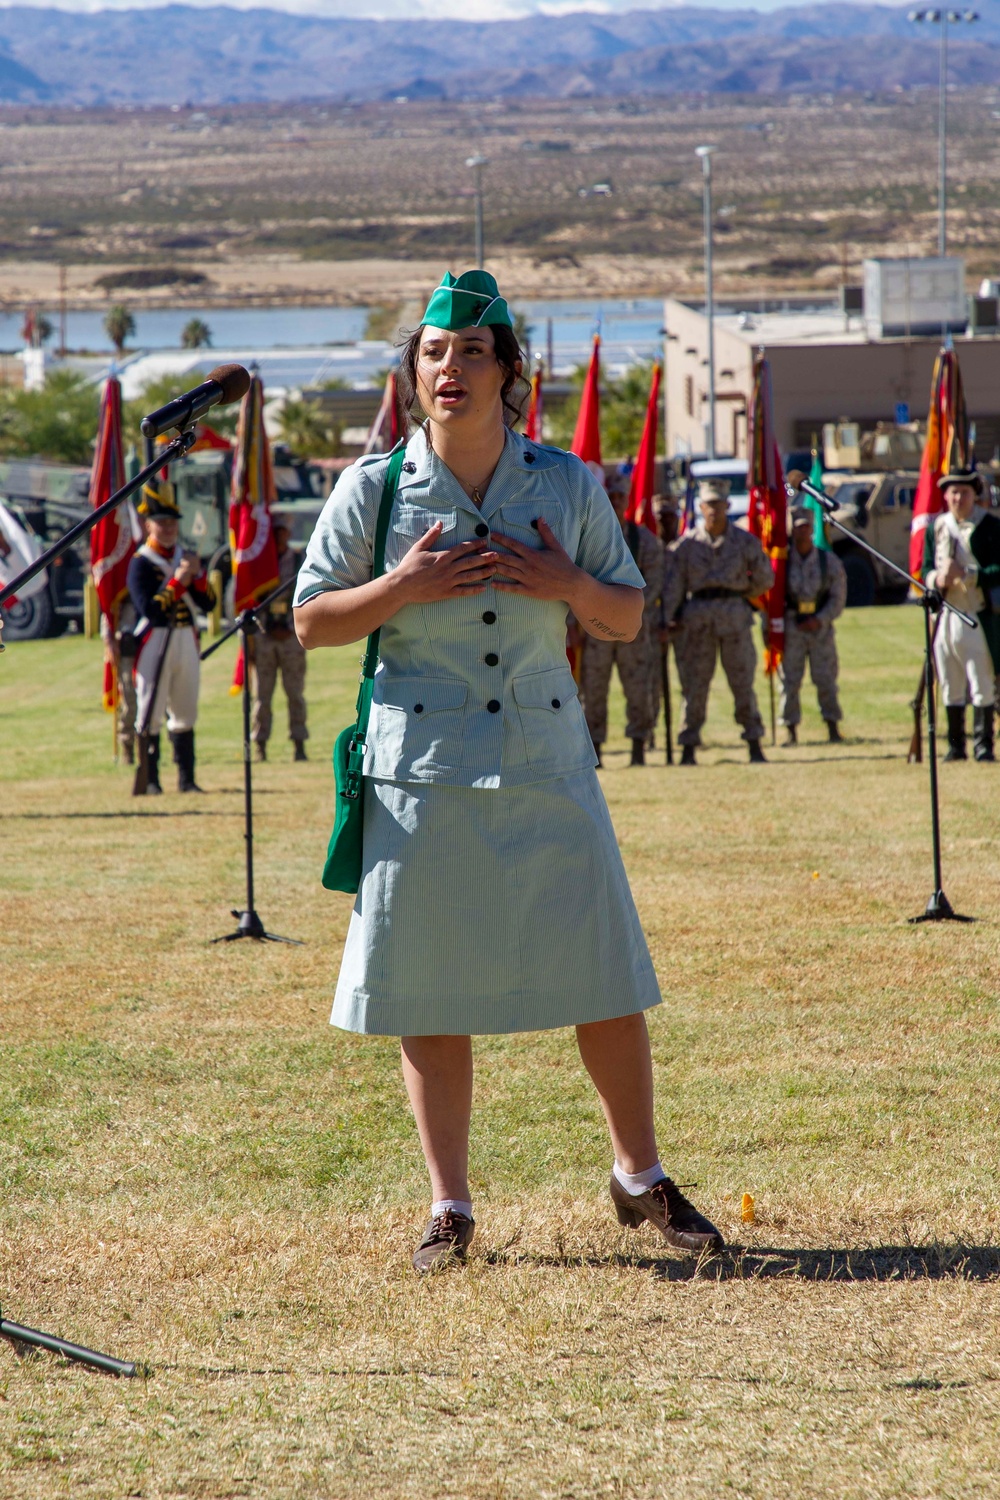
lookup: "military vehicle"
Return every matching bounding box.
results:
[0,447,335,639]
[818,422,924,607]
[0,460,91,640]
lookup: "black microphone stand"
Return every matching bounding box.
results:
[799,479,977,924]
[1,1304,138,1378]
[0,429,198,611]
[201,576,302,945]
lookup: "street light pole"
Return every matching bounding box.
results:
[465,154,488,268]
[695,144,717,460]
[908,8,979,257]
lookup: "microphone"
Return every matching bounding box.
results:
[140,364,252,439]
[798,477,836,514]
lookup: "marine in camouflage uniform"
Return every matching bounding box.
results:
[662,481,774,764]
[646,494,681,747]
[582,487,664,766]
[250,521,309,761]
[780,507,847,744]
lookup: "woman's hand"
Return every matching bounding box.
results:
[489,518,581,600]
[391,523,499,604]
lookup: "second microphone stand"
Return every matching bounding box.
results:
[201,577,303,945]
[799,479,976,924]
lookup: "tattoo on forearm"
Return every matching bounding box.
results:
[588,616,628,639]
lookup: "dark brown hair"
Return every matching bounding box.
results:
[395,324,530,429]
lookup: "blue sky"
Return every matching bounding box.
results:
[0,0,907,15]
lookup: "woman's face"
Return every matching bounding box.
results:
[147,516,179,549]
[416,324,508,432]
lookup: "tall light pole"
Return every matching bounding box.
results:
[695,144,718,459]
[465,154,488,269]
[908,8,979,256]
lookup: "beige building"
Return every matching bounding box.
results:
[663,296,1000,461]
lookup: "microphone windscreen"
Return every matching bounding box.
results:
[208,363,252,405]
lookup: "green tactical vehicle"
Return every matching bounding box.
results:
[0,460,91,640]
[817,423,922,608]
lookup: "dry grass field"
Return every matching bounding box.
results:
[2,609,1000,1499]
[2,89,1000,314]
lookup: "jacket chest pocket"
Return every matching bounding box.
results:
[512,665,585,766]
[496,500,561,551]
[385,505,458,570]
[372,675,468,778]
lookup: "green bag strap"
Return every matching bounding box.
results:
[341,443,406,800]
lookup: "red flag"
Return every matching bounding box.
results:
[909,347,969,580]
[624,362,661,534]
[89,376,135,618]
[89,375,139,712]
[229,374,280,692]
[363,371,405,454]
[525,366,543,443]
[571,335,603,480]
[746,353,787,675]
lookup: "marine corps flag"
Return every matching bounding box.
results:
[524,365,543,442]
[571,335,603,483]
[89,374,140,711]
[909,346,969,580]
[362,370,405,455]
[229,373,280,692]
[624,361,661,534]
[746,352,787,675]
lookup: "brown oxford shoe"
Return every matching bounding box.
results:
[412,1210,475,1273]
[609,1173,724,1255]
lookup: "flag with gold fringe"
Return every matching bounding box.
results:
[229,373,280,693]
[525,365,543,443]
[746,352,787,676]
[89,374,139,711]
[910,346,969,581]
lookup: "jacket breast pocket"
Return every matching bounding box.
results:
[512,665,586,767]
[372,676,468,779]
[496,500,560,551]
[385,505,458,570]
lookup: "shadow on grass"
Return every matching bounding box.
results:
[1,809,239,820]
[483,1241,1000,1282]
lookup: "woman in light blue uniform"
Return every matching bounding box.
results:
[295,271,723,1271]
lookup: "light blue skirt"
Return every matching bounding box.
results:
[331,769,662,1036]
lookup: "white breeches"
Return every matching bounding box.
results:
[933,610,995,708]
[135,627,201,734]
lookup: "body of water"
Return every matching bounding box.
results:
[1,299,665,378]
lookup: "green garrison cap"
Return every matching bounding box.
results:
[420,270,514,332]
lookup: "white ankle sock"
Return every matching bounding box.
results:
[613,1161,665,1197]
[431,1199,473,1219]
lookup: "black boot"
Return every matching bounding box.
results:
[254,741,267,763]
[944,706,967,762]
[630,737,645,767]
[973,706,996,762]
[172,728,204,792]
[293,739,308,762]
[680,744,697,766]
[826,720,843,744]
[748,740,767,764]
[783,724,797,747]
[146,734,162,795]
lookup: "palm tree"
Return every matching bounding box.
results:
[104,305,136,355]
[181,317,212,350]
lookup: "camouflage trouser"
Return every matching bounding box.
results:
[250,631,308,746]
[582,629,652,745]
[674,598,765,746]
[647,635,671,746]
[780,617,842,726]
[115,660,137,753]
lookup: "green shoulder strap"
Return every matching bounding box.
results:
[342,443,406,799]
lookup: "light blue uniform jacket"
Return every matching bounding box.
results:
[295,425,645,789]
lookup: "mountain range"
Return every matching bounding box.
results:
[0,3,997,106]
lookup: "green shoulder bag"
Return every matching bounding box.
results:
[322,444,405,894]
